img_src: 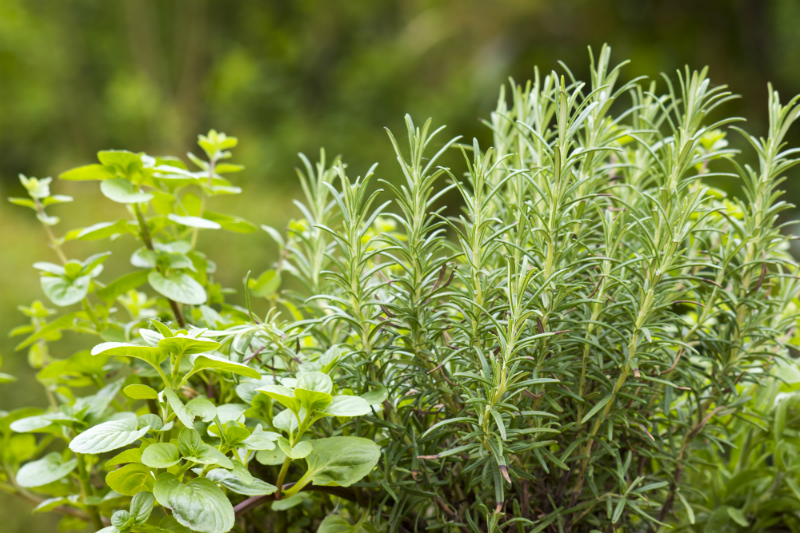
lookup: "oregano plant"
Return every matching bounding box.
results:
[3,46,800,533]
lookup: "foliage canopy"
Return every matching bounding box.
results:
[3,46,800,533]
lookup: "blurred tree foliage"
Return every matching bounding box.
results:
[2,0,800,529]
[1,0,799,186]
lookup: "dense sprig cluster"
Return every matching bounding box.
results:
[3,47,800,533]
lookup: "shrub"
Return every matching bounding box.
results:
[2,46,800,533]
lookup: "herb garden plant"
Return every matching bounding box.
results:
[4,46,800,533]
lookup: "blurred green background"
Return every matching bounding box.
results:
[2,0,800,530]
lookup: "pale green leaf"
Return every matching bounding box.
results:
[203,211,256,233]
[189,353,260,379]
[130,491,156,524]
[296,372,333,394]
[107,463,155,496]
[142,443,181,468]
[10,412,78,433]
[322,396,371,417]
[206,468,276,496]
[215,403,248,424]
[138,414,171,432]
[158,336,220,357]
[168,214,221,229]
[242,426,280,451]
[100,177,152,203]
[164,389,194,428]
[105,448,143,468]
[178,428,233,468]
[41,275,91,307]
[186,398,217,423]
[184,445,233,469]
[76,220,133,241]
[248,270,281,297]
[148,271,207,305]
[16,452,78,488]
[296,436,380,490]
[8,197,36,209]
[295,388,333,412]
[153,473,234,533]
[255,447,286,466]
[360,384,388,406]
[69,418,150,454]
[91,342,167,369]
[124,384,159,400]
[98,150,143,171]
[272,408,299,433]
[59,164,115,181]
[277,437,312,459]
[3,434,35,463]
[257,384,301,413]
[178,428,204,456]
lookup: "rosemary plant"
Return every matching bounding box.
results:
[2,46,800,533]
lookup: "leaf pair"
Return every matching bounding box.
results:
[34,252,110,307]
[104,492,155,533]
[257,371,370,420]
[92,328,259,381]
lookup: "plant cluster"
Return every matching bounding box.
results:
[3,47,800,533]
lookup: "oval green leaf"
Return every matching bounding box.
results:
[206,468,276,496]
[107,463,155,496]
[59,164,115,181]
[189,353,260,380]
[100,178,154,204]
[186,398,217,423]
[168,214,221,229]
[41,275,91,307]
[322,396,371,417]
[148,271,207,306]
[154,473,234,533]
[296,436,380,490]
[124,384,159,400]
[16,452,78,488]
[360,384,388,406]
[69,418,150,454]
[142,443,181,468]
[158,337,220,357]
[91,342,167,369]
